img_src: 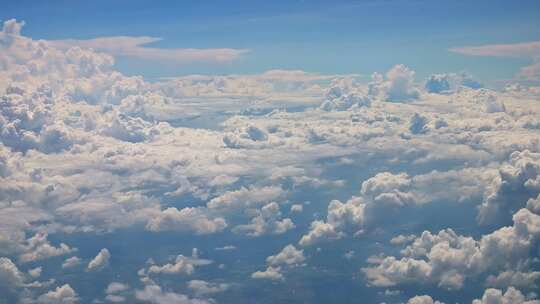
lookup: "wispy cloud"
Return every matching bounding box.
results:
[450,41,540,80]
[49,36,249,64]
[450,41,540,57]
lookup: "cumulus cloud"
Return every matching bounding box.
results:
[87,248,110,271]
[105,282,129,303]
[363,208,540,290]
[478,150,540,225]
[251,266,284,281]
[233,202,295,236]
[266,244,306,266]
[0,257,24,289]
[61,256,81,269]
[187,280,229,296]
[146,249,212,276]
[19,233,75,263]
[37,284,78,304]
[407,295,444,304]
[472,286,540,304]
[320,80,371,111]
[369,64,420,102]
[424,73,482,93]
[135,284,210,304]
[146,207,227,235]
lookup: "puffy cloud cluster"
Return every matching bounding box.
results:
[252,244,305,280]
[320,79,372,111]
[146,207,227,235]
[472,287,540,304]
[37,284,78,304]
[478,150,540,224]
[0,257,24,288]
[425,72,483,94]
[300,168,490,246]
[19,233,75,263]
[363,208,540,290]
[407,287,540,304]
[1,17,540,304]
[368,64,420,102]
[233,202,295,236]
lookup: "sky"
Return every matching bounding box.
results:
[2,0,540,82]
[1,1,540,304]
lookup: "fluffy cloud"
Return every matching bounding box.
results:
[425,73,482,93]
[266,244,306,266]
[407,295,444,304]
[363,208,540,290]
[87,248,110,271]
[187,280,229,296]
[19,233,75,263]
[37,284,78,304]
[251,266,284,281]
[105,282,129,303]
[61,256,81,269]
[299,197,365,246]
[369,64,420,102]
[146,207,227,235]
[233,202,295,236]
[478,150,540,225]
[472,287,540,304]
[135,284,210,304]
[0,257,24,288]
[146,249,212,276]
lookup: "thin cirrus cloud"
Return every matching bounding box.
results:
[450,41,540,80]
[449,41,540,57]
[48,36,249,64]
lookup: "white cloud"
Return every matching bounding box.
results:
[368,64,420,102]
[37,284,78,304]
[472,286,540,304]
[407,295,444,304]
[266,244,306,266]
[61,256,81,269]
[145,207,227,234]
[135,284,211,304]
[478,150,540,225]
[49,36,248,64]
[363,208,540,290]
[28,266,42,278]
[233,202,295,237]
[0,257,24,288]
[485,270,540,289]
[19,233,76,263]
[450,41,540,58]
[87,248,110,271]
[186,280,229,296]
[251,266,284,281]
[105,282,129,295]
[146,249,212,276]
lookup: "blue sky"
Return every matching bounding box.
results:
[2,0,540,82]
